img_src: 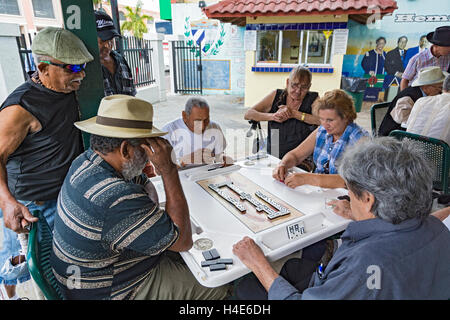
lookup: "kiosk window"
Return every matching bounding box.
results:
[255,28,334,66]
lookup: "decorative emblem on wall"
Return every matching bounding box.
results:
[184,16,226,57]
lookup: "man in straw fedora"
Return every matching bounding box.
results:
[50,94,231,300]
[378,66,447,136]
[0,27,93,299]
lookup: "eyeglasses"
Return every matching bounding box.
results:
[290,82,311,91]
[40,61,86,73]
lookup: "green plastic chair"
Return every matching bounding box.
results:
[370,102,391,136]
[26,210,64,300]
[389,130,450,195]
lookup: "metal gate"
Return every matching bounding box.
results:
[172,40,202,94]
[118,36,156,88]
[16,33,36,80]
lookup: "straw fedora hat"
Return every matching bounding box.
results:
[411,66,449,87]
[75,95,167,138]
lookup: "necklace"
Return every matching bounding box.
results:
[32,72,60,92]
[31,71,43,85]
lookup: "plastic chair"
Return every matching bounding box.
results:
[26,210,64,300]
[370,102,390,136]
[389,130,450,195]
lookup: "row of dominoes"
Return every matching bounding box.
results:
[255,190,290,214]
[209,184,246,212]
[208,182,291,219]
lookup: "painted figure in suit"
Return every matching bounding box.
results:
[384,36,408,87]
[361,37,387,76]
[403,35,429,69]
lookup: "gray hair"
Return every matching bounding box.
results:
[90,134,142,154]
[289,65,312,84]
[33,53,53,67]
[184,97,209,116]
[337,137,434,224]
[443,74,450,93]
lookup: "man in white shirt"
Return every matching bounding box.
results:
[162,97,229,167]
[407,74,450,145]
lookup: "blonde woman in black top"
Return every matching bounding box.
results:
[245,66,320,167]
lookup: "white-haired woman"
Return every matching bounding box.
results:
[232,137,450,300]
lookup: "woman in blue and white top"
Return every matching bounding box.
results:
[273,89,368,189]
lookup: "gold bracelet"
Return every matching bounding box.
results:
[301,112,306,121]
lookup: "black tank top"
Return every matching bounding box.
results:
[0,79,83,201]
[267,89,318,159]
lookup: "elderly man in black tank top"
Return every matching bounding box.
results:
[0,27,93,299]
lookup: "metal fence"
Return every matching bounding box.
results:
[16,34,36,80]
[172,40,203,94]
[15,33,155,89]
[116,36,156,88]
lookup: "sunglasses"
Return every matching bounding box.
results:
[40,61,86,73]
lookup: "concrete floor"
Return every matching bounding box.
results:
[1,93,374,299]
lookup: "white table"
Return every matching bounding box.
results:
[150,155,350,288]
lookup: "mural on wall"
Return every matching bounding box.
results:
[343,0,450,101]
[172,3,246,94]
[184,17,226,57]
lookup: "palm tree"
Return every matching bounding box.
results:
[92,0,103,10]
[121,1,153,39]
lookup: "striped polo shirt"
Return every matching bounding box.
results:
[402,47,450,83]
[50,149,179,300]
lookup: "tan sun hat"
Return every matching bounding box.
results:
[411,66,449,87]
[75,95,167,138]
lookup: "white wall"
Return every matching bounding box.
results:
[0,23,24,102]
[137,32,166,104]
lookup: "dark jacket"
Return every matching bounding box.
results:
[385,47,407,75]
[269,216,450,299]
[361,49,386,75]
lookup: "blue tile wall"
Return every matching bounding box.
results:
[246,22,347,31]
[251,66,334,74]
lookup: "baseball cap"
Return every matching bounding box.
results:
[31,27,94,65]
[95,10,121,41]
